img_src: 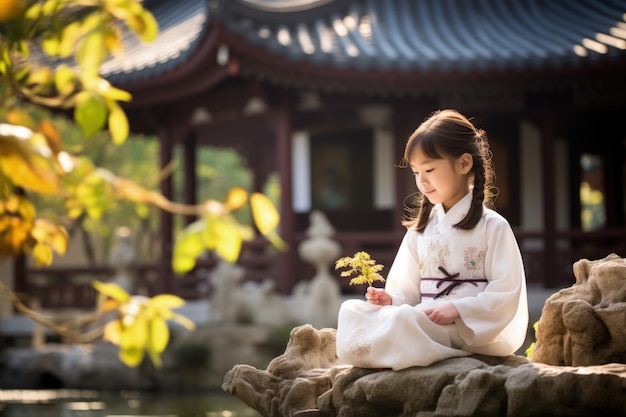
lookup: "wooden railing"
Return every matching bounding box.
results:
[20,229,626,310]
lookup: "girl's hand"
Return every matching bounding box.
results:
[422,302,460,325]
[365,287,392,306]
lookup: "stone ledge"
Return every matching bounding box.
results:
[223,325,626,417]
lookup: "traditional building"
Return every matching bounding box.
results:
[20,0,626,305]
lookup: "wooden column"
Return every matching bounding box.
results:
[159,125,174,294]
[542,99,558,288]
[183,130,197,226]
[275,98,295,294]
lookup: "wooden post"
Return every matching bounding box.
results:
[542,100,558,288]
[159,125,174,294]
[183,130,197,226]
[275,97,295,294]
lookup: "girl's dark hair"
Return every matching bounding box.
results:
[400,109,497,232]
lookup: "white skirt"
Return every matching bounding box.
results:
[336,299,472,370]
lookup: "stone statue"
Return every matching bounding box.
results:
[208,258,246,323]
[208,258,291,327]
[293,210,342,329]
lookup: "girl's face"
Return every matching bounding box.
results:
[409,146,473,212]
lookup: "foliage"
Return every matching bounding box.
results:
[335,251,385,287]
[0,0,159,265]
[94,280,195,368]
[525,321,539,358]
[172,188,286,274]
[0,0,285,368]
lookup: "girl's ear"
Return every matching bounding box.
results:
[458,153,473,175]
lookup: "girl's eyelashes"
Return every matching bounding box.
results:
[413,169,434,176]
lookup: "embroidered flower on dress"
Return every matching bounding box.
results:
[428,241,450,271]
[464,247,485,278]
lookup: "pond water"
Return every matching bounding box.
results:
[0,389,261,417]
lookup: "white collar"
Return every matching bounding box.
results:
[433,192,473,232]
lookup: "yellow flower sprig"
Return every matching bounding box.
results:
[335,251,385,287]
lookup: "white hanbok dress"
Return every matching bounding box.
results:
[336,193,528,370]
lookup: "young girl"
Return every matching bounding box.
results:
[336,109,528,370]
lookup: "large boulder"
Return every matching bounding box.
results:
[530,253,626,366]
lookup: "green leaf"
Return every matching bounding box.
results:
[74,92,107,138]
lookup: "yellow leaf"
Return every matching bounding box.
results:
[127,10,159,43]
[75,28,106,79]
[98,82,132,102]
[108,101,129,145]
[203,216,242,263]
[32,242,52,267]
[103,320,123,345]
[53,65,77,96]
[12,194,36,222]
[27,67,53,87]
[171,312,196,331]
[32,219,68,255]
[225,187,248,211]
[148,294,185,310]
[41,37,60,56]
[147,348,162,369]
[263,230,288,251]
[250,193,279,235]
[119,346,144,367]
[148,317,169,353]
[121,316,148,349]
[0,0,27,23]
[101,298,120,313]
[0,137,58,194]
[6,108,36,130]
[92,280,131,303]
[58,22,82,58]
[38,119,62,155]
[172,220,205,275]
[104,25,124,57]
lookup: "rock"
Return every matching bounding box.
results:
[531,253,626,366]
[222,324,626,417]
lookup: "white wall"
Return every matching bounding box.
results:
[291,131,311,213]
[373,128,395,209]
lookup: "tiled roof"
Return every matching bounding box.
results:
[102,0,209,84]
[105,0,626,83]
